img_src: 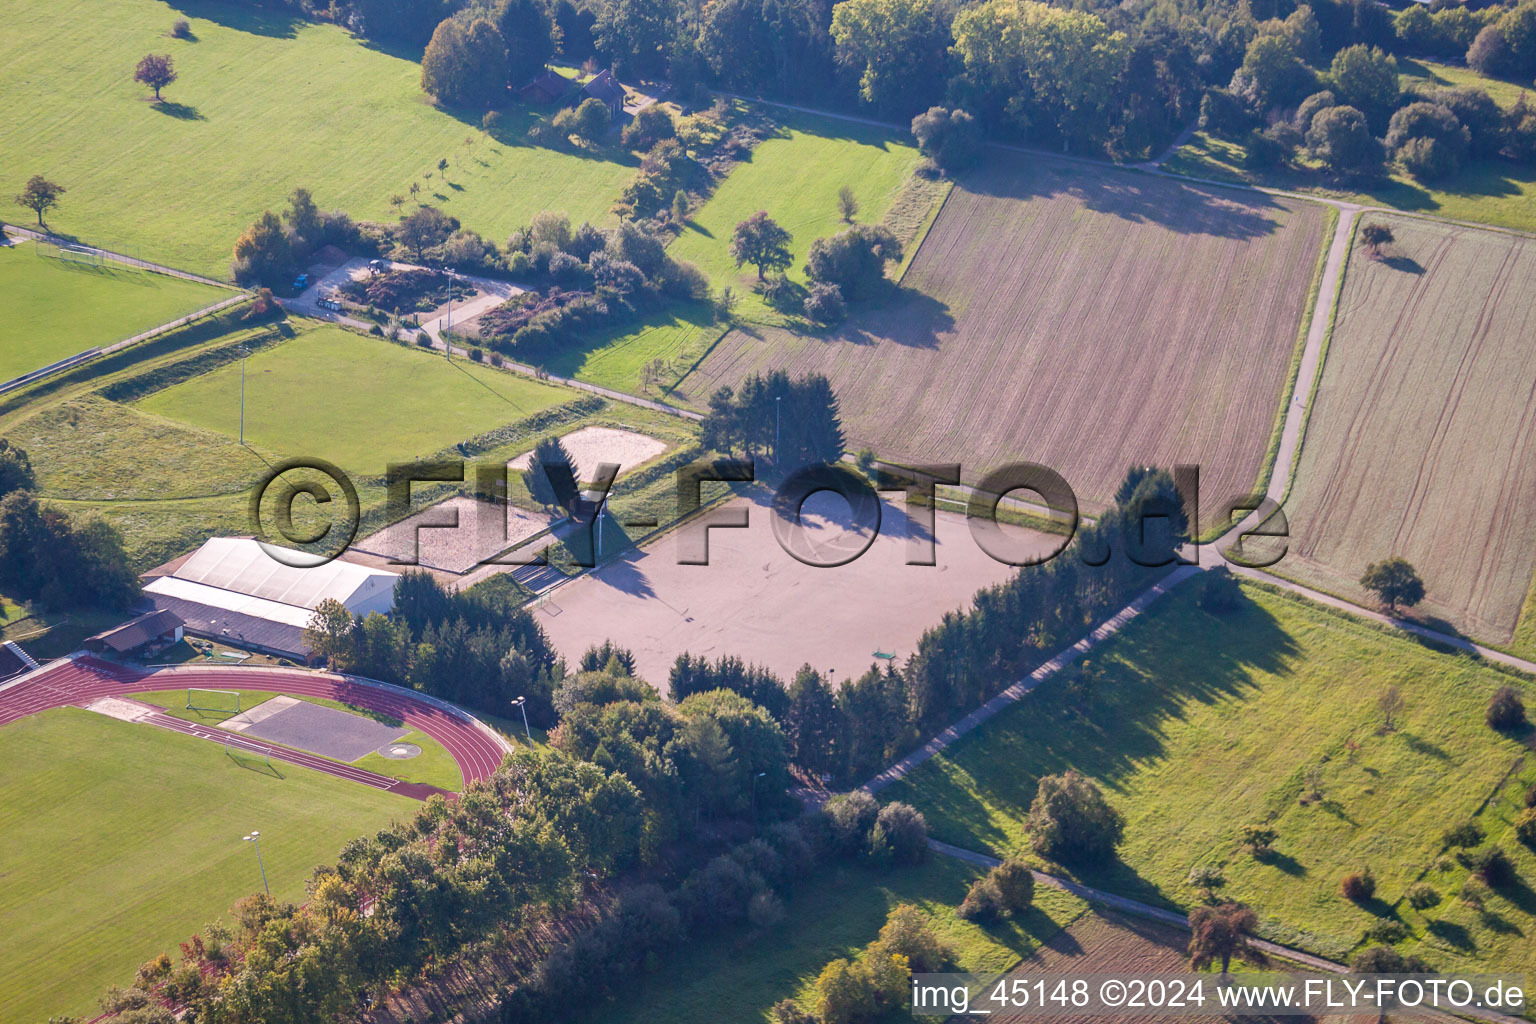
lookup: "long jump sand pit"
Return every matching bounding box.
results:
[509,425,669,476]
[354,495,558,573]
[536,489,1059,689]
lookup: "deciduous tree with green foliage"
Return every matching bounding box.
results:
[805,223,901,299]
[911,105,983,171]
[420,17,509,108]
[134,53,178,101]
[729,210,793,280]
[14,174,65,227]
[1360,556,1424,612]
[830,0,951,117]
[952,0,1128,148]
[1024,769,1125,865]
[1329,45,1399,128]
[1306,104,1384,180]
[494,0,557,85]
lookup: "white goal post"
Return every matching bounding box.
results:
[223,736,272,769]
[186,687,241,713]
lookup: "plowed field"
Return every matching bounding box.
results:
[680,154,1328,529]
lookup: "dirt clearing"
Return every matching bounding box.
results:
[354,495,557,574]
[534,489,1049,688]
[508,425,669,477]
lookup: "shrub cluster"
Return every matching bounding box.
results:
[958,858,1036,921]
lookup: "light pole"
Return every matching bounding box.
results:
[775,396,781,463]
[510,696,531,743]
[243,831,269,896]
[238,345,247,446]
[444,266,455,359]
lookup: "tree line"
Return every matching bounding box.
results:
[1201,1,1536,184]
[0,441,139,614]
[665,465,1192,783]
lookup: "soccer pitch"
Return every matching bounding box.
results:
[0,707,414,1022]
[138,325,573,473]
[0,240,227,382]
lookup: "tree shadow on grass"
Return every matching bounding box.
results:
[897,586,1301,855]
[170,0,300,38]
[1426,918,1476,952]
[153,100,205,121]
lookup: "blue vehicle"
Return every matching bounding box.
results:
[293,273,309,290]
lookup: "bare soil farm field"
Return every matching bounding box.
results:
[990,912,1353,1024]
[678,155,1328,530]
[535,489,1048,687]
[1282,216,1536,648]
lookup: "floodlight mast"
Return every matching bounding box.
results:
[511,696,532,743]
[243,831,269,896]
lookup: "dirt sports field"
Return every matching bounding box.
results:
[1283,216,1536,645]
[535,489,1052,687]
[679,154,1327,529]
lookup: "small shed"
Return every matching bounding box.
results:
[521,68,570,105]
[581,69,625,120]
[85,609,185,657]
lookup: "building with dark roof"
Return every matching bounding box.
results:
[521,68,570,105]
[84,609,184,657]
[581,69,625,120]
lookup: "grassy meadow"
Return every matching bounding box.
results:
[584,855,1089,1024]
[133,688,465,791]
[0,309,700,568]
[0,707,412,1022]
[535,107,926,394]
[0,240,227,381]
[0,0,636,277]
[138,325,572,473]
[882,580,1536,971]
[669,108,923,322]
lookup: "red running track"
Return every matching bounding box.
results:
[0,658,511,796]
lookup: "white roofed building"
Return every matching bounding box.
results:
[142,537,399,658]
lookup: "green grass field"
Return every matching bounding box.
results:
[883,581,1536,970]
[1398,57,1535,110]
[586,856,1089,1024]
[0,241,227,381]
[668,108,922,324]
[0,707,412,1022]
[1,0,636,278]
[138,325,571,473]
[133,688,464,791]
